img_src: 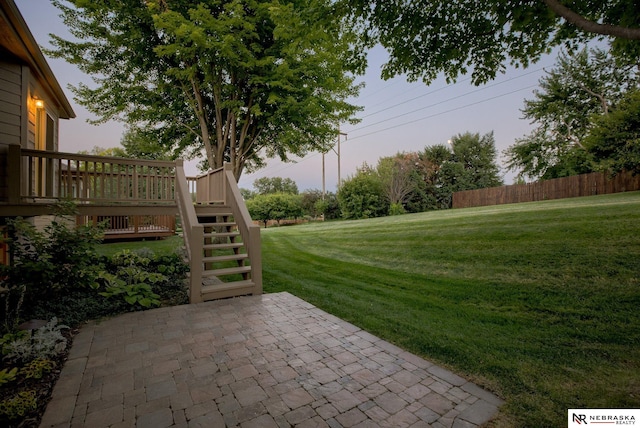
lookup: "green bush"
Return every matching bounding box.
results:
[0,203,104,321]
[0,367,18,386]
[338,165,388,219]
[98,251,164,308]
[20,358,55,380]
[0,390,37,420]
[2,318,68,364]
[388,203,406,216]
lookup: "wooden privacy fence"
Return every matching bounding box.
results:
[453,171,640,209]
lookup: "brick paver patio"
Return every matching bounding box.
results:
[39,292,503,427]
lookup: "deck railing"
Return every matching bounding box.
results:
[175,160,204,303]
[7,145,177,205]
[76,214,176,240]
[219,164,262,294]
[194,167,225,203]
[3,146,261,302]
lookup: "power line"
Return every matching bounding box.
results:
[349,67,545,133]
[348,84,539,141]
[360,75,473,119]
[246,83,539,179]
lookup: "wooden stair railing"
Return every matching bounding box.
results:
[176,162,262,303]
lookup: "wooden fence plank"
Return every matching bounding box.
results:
[452,171,640,209]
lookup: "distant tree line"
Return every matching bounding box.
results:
[245,131,502,224]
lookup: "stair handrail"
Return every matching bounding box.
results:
[222,164,263,294]
[175,160,204,303]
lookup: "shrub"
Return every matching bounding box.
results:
[0,202,104,318]
[0,368,18,386]
[388,203,406,216]
[338,165,388,219]
[20,358,55,380]
[2,318,68,364]
[0,390,37,420]
[98,251,164,308]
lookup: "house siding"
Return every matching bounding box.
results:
[0,61,23,202]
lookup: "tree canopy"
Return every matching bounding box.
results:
[504,47,639,180]
[252,177,298,195]
[49,0,363,180]
[345,0,640,85]
[338,132,503,217]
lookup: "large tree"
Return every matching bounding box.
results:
[345,0,640,85]
[504,47,639,180]
[49,0,363,180]
[253,176,298,195]
[586,89,640,175]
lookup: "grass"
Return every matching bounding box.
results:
[260,191,640,427]
[96,235,185,257]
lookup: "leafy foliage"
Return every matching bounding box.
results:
[504,47,639,180]
[0,206,104,296]
[19,359,56,381]
[2,319,68,364]
[253,177,299,195]
[0,204,105,328]
[345,0,640,85]
[0,368,18,386]
[48,0,364,179]
[0,390,37,421]
[586,89,640,175]
[246,193,304,227]
[98,251,166,308]
[338,132,502,217]
[338,164,388,219]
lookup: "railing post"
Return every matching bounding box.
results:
[249,226,262,294]
[190,225,204,304]
[223,163,233,203]
[7,145,21,204]
[132,166,139,201]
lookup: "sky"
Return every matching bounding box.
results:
[16,0,560,191]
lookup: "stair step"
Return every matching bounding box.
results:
[203,242,244,250]
[203,254,249,263]
[201,280,256,300]
[203,231,240,238]
[203,266,252,277]
[195,205,234,216]
[201,222,237,228]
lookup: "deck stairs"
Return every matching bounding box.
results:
[194,203,257,301]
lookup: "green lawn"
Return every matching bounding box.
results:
[260,191,640,427]
[96,235,184,257]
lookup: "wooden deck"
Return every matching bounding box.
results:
[77,214,177,241]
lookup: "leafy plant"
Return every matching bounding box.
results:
[3,318,68,363]
[0,326,27,354]
[99,279,161,308]
[0,202,105,311]
[0,284,26,334]
[0,390,37,420]
[20,358,56,380]
[98,250,165,308]
[0,367,18,386]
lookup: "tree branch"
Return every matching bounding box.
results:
[543,0,640,40]
[577,83,609,114]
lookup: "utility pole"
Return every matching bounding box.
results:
[322,151,326,200]
[337,131,347,190]
[322,130,347,199]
